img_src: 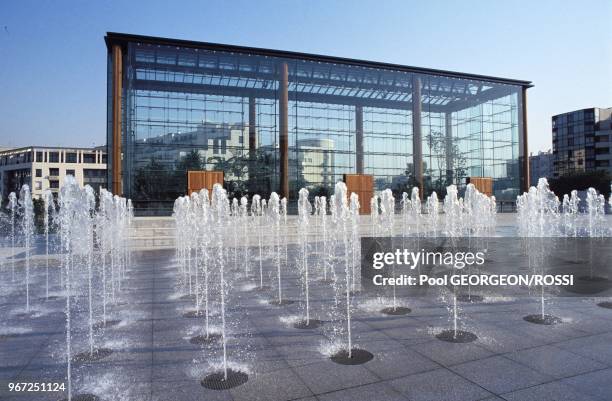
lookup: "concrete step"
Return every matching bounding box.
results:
[129,217,175,250]
[131,217,175,229]
[129,236,176,249]
[129,227,175,237]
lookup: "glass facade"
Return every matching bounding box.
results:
[552,108,594,176]
[552,107,612,177]
[107,34,529,213]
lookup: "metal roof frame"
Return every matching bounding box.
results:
[105,32,532,88]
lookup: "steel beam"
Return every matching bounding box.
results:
[133,79,454,113]
[520,87,530,192]
[445,85,516,113]
[355,105,364,174]
[445,112,454,185]
[106,32,532,88]
[111,44,123,196]
[248,97,257,152]
[279,63,289,199]
[411,75,423,197]
[248,97,257,192]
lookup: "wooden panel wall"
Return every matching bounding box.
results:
[111,44,123,196]
[467,177,493,196]
[187,171,224,195]
[344,174,374,215]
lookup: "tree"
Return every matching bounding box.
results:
[176,150,204,172]
[134,157,175,203]
[32,198,45,233]
[389,131,468,199]
[207,154,249,199]
[374,177,388,191]
[172,150,205,196]
[424,129,467,196]
[208,149,276,199]
[309,184,332,198]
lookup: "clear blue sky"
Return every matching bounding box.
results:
[1,0,611,153]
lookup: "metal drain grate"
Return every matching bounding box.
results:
[523,314,562,325]
[436,330,478,343]
[293,319,322,329]
[380,306,411,315]
[190,334,221,345]
[201,370,248,390]
[331,348,374,365]
[73,348,114,363]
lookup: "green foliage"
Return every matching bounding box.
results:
[133,150,208,205]
[309,184,332,198]
[424,130,467,195]
[134,157,178,204]
[176,150,204,172]
[172,150,204,196]
[391,176,420,200]
[206,154,249,198]
[32,198,45,233]
[208,149,276,199]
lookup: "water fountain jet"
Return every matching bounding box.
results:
[199,184,249,389]
[329,182,373,364]
[19,185,34,313]
[8,192,17,282]
[293,188,321,329]
[378,189,411,316]
[517,178,562,325]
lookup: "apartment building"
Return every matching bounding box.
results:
[552,107,612,177]
[0,146,107,200]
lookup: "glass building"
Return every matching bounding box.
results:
[552,107,612,177]
[106,32,531,213]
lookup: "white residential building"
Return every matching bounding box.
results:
[0,146,107,200]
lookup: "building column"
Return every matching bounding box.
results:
[279,62,289,199]
[248,97,257,192]
[111,44,123,196]
[411,75,423,197]
[249,97,257,152]
[355,105,364,174]
[445,112,454,186]
[519,86,530,192]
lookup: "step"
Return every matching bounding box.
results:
[129,227,175,237]
[129,236,176,249]
[131,217,175,229]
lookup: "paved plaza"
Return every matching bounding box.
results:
[1,218,612,401]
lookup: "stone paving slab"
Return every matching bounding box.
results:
[449,356,554,394]
[316,381,408,401]
[361,345,438,380]
[554,332,612,365]
[558,368,612,401]
[229,368,314,401]
[388,368,493,401]
[501,381,601,401]
[292,360,379,395]
[505,344,606,379]
[406,338,495,366]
